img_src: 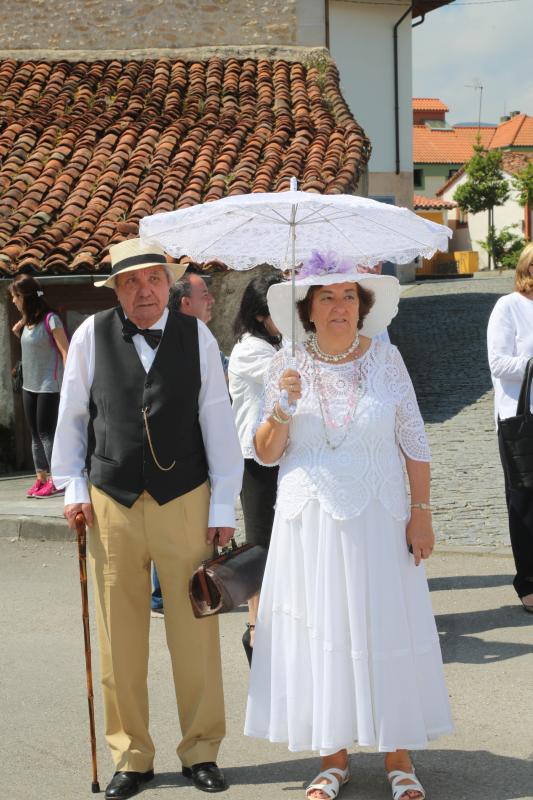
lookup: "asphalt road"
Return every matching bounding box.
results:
[2,538,532,800]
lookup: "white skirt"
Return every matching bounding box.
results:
[244,499,454,753]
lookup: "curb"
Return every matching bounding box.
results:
[0,515,74,541]
[0,514,512,553]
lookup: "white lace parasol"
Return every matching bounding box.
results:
[139,179,451,271]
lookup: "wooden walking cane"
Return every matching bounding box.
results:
[75,511,101,793]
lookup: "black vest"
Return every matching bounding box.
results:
[87,307,208,507]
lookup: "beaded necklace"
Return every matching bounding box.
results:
[310,355,363,450]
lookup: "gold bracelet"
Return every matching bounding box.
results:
[271,405,290,425]
[410,502,432,511]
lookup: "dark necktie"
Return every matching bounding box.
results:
[121,318,162,350]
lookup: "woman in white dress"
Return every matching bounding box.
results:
[244,253,453,800]
[228,273,282,663]
[487,242,533,612]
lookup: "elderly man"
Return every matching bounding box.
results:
[52,238,243,799]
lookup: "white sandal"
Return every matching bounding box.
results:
[305,765,351,799]
[387,769,426,800]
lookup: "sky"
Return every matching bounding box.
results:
[412,0,533,125]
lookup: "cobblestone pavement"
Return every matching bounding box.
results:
[389,272,515,550]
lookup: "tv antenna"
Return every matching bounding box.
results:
[466,78,484,133]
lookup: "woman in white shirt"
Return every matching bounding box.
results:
[487,242,533,613]
[228,273,282,663]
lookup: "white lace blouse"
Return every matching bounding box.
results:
[254,339,430,522]
[228,333,280,459]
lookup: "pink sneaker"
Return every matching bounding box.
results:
[33,478,64,498]
[26,479,44,497]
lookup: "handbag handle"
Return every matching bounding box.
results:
[211,534,238,560]
[516,357,533,418]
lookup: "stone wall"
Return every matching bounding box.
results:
[207,266,277,355]
[0,0,302,51]
[0,288,16,472]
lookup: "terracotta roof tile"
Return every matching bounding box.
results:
[413,194,456,210]
[501,151,533,174]
[490,114,533,149]
[412,98,449,112]
[413,124,496,164]
[0,57,369,277]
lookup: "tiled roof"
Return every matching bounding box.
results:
[436,151,533,197]
[412,98,449,112]
[490,113,533,149]
[413,124,496,164]
[0,57,370,277]
[413,194,456,210]
[501,151,533,174]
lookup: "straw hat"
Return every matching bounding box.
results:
[267,257,401,341]
[94,238,187,289]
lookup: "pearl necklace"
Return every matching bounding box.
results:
[307,331,360,363]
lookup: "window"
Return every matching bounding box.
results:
[369,195,395,205]
[414,169,424,189]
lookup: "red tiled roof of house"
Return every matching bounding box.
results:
[501,151,533,174]
[490,113,533,149]
[413,124,496,164]
[413,194,456,210]
[0,57,370,277]
[412,98,449,112]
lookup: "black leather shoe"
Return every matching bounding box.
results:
[242,624,253,667]
[182,762,227,793]
[105,770,154,799]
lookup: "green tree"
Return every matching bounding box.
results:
[477,224,525,270]
[453,144,510,269]
[512,161,533,214]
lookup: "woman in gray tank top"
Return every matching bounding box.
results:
[9,275,69,498]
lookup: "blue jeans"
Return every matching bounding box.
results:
[151,563,163,611]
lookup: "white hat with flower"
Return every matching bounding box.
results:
[267,250,401,341]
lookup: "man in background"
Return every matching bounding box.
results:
[170,267,214,323]
[151,267,228,619]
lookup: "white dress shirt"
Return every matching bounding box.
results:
[487,291,533,423]
[228,333,279,459]
[52,308,243,528]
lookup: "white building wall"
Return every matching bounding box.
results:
[328,0,412,174]
[420,173,449,198]
[442,170,522,269]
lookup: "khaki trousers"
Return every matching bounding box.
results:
[88,482,225,772]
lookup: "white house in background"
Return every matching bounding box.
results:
[438,152,533,269]
[327,0,453,209]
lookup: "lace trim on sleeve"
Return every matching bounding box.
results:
[251,349,292,467]
[390,346,431,462]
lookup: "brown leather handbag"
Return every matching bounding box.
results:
[189,538,268,618]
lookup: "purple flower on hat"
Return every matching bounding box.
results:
[298,250,354,278]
